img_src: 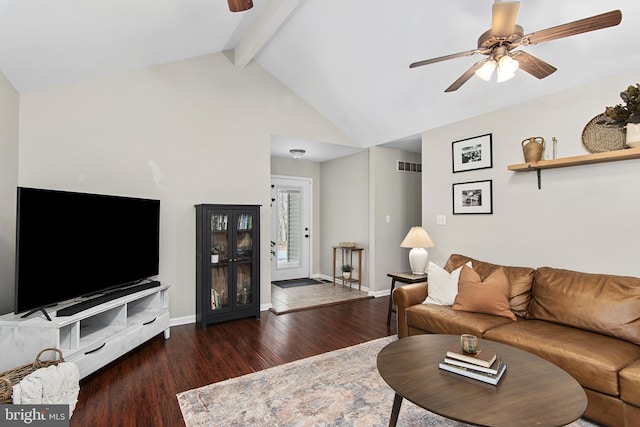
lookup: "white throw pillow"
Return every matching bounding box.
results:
[423,261,472,305]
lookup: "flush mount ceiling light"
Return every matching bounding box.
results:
[227,0,253,12]
[289,149,306,159]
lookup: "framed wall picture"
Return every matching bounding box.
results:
[452,180,493,214]
[452,133,493,173]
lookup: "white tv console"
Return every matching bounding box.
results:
[0,283,170,379]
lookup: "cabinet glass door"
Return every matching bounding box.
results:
[235,212,254,307]
[210,213,230,311]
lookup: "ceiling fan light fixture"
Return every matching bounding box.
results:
[496,54,519,82]
[498,54,519,74]
[289,149,306,159]
[475,59,497,81]
[496,66,516,83]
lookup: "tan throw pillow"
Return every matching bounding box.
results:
[453,265,516,320]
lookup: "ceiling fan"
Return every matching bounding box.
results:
[410,1,622,92]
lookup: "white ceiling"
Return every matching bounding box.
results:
[1,1,639,161]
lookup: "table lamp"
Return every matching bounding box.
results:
[400,226,435,274]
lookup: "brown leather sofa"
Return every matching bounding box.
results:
[393,254,640,427]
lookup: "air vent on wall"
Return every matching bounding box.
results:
[397,161,422,173]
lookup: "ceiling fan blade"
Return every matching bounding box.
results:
[492,1,520,37]
[524,10,622,45]
[228,0,253,12]
[444,61,486,92]
[511,51,557,79]
[410,49,483,69]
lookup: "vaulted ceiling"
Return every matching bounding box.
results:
[1,1,639,157]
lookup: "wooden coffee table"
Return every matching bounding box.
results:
[377,335,587,427]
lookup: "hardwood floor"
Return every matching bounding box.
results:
[70,295,396,426]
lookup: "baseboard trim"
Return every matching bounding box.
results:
[369,289,391,298]
[170,315,195,327]
[171,305,273,327]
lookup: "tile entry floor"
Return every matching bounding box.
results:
[270,279,371,314]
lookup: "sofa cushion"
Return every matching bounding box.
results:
[453,266,516,320]
[620,360,640,407]
[406,303,514,337]
[527,267,640,345]
[423,261,470,305]
[445,254,534,318]
[484,320,640,396]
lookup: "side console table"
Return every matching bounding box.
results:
[386,272,427,327]
[332,246,364,291]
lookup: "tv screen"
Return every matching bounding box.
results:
[15,187,160,315]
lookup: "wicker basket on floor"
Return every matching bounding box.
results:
[0,348,65,404]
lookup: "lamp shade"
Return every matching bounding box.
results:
[400,227,435,249]
[400,227,435,275]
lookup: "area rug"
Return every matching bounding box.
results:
[272,278,326,289]
[177,336,597,427]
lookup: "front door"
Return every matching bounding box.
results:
[271,176,311,281]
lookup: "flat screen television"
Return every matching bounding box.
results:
[15,187,160,317]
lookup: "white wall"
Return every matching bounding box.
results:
[319,151,369,285]
[269,157,321,275]
[422,68,640,277]
[370,146,421,293]
[16,52,355,318]
[0,72,19,314]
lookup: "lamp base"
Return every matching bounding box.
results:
[408,248,429,275]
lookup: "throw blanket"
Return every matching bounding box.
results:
[12,362,80,417]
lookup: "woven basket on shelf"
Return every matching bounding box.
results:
[0,348,65,404]
[582,113,626,153]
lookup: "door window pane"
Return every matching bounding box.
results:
[276,188,301,269]
[210,214,229,310]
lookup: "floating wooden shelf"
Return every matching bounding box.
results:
[507,147,640,188]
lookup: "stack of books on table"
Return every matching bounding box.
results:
[439,343,507,385]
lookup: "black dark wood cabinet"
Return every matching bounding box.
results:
[195,204,260,328]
